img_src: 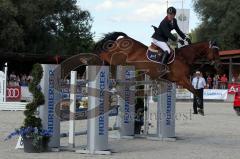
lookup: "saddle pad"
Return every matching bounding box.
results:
[146,48,175,64]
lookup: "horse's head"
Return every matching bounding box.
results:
[206,41,220,69]
[180,41,220,71]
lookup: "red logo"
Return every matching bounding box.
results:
[228,83,240,94]
[6,86,21,101]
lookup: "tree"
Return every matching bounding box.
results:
[0,0,94,55]
[193,0,240,50]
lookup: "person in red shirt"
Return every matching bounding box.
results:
[220,74,228,89]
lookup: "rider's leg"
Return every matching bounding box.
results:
[161,51,170,64]
[152,39,171,65]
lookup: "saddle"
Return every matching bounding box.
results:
[146,43,175,65]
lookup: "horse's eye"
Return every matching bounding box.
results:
[108,44,113,48]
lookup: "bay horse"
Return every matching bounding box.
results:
[94,32,220,96]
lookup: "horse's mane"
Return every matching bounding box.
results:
[178,41,208,49]
[175,41,209,55]
[94,32,147,54]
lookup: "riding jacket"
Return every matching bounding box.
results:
[152,16,186,42]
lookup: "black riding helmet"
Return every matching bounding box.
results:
[167,7,176,15]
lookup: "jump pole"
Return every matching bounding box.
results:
[69,71,77,148]
[3,62,7,102]
[143,74,151,137]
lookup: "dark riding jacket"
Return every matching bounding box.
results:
[152,16,186,42]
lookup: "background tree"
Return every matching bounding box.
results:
[0,0,94,55]
[193,0,240,50]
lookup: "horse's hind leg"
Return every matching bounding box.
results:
[178,77,203,106]
[180,77,198,97]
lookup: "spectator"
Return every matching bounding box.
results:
[220,74,228,89]
[213,74,219,89]
[8,72,34,87]
[9,71,16,81]
[232,76,235,83]
[237,74,240,82]
[8,72,18,86]
[20,74,28,86]
[16,75,20,86]
[27,74,33,83]
[207,75,213,89]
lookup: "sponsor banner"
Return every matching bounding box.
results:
[176,9,190,34]
[21,86,33,102]
[203,89,228,100]
[176,89,191,99]
[6,86,21,101]
[177,89,228,100]
[228,83,240,94]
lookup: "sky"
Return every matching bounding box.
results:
[77,0,201,45]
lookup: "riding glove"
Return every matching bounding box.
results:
[178,39,184,45]
[185,37,191,44]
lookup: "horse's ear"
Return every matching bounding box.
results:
[210,40,218,47]
[209,40,220,50]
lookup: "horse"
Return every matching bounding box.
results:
[94,32,220,96]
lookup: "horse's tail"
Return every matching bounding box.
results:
[94,32,128,54]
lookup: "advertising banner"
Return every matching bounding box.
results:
[6,86,21,102]
[176,89,191,99]
[176,9,190,34]
[203,89,228,100]
[177,89,228,100]
[228,83,240,94]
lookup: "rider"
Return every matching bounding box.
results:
[151,6,191,65]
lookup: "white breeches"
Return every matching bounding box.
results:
[152,38,171,54]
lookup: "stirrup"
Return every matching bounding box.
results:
[158,64,170,78]
[160,63,169,71]
[163,65,170,73]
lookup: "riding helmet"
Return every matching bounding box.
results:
[167,7,176,15]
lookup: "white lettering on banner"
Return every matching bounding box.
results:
[229,86,238,94]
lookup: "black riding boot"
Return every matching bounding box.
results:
[161,51,169,65]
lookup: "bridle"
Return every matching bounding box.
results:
[209,41,220,67]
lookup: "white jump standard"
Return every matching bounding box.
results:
[76,66,111,155]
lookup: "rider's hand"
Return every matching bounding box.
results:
[178,39,184,45]
[185,37,191,44]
